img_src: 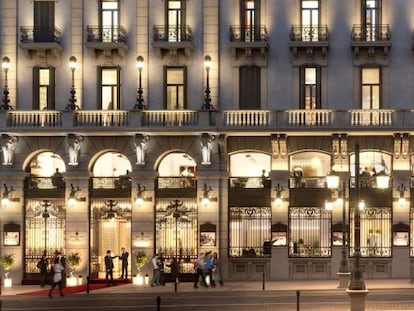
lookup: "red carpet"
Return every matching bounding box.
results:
[19,283,126,295]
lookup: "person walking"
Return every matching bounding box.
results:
[104,250,116,286]
[119,247,129,279]
[158,252,165,285]
[194,252,207,288]
[204,251,215,287]
[212,252,224,286]
[38,250,49,288]
[150,254,161,286]
[48,257,64,298]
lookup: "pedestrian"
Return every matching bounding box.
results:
[158,252,165,285]
[48,257,64,298]
[38,250,49,288]
[104,250,116,286]
[212,252,224,285]
[119,247,129,279]
[194,252,207,288]
[204,251,215,287]
[167,257,179,283]
[150,254,161,286]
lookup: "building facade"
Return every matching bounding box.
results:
[0,0,413,284]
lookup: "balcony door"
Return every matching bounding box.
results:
[34,1,55,42]
[301,0,319,41]
[363,0,381,41]
[166,0,185,42]
[100,1,119,42]
[240,0,260,42]
[239,66,261,109]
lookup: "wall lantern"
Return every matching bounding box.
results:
[398,183,406,207]
[273,184,284,206]
[67,184,86,206]
[376,171,389,189]
[1,184,19,206]
[135,184,152,207]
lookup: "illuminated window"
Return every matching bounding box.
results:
[167,0,184,42]
[100,0,119,42]
[165,67,186,110]
[363,0,381,41]
[33,67,55,110]
[301,0,319,41]
[300,66,320,109]
[362,68,380,109]
[99,67,120,110]
[241,0,260,41]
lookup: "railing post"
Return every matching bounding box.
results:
[156,296,161,311]
[296,290,300,311]
[86,276,90,293]
[262,272,265,291]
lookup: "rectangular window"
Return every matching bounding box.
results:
[99,67,120,110]
[100,1,119,42]
[33,67,55,110]
[362,68,380,109]
[239,66,261,109]
[350,207,391,257]
[165,67,186,110]
[229,207,271,257]
[239,0,260,42]
[301,0,319,41]
[289,207,331,257]
[300,66,320,109]
[34,1,55,42]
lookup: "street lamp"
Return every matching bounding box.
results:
[66,56,79,111]
[202,55,213,110]
[134,56,145,110]
[347,143,368,310]
[1,56,12,110]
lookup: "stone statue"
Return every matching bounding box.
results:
[135,134,150,165]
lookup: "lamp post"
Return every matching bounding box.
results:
[134,56,144,110]
[1,56,12,110]
[66,56,79,111]
[347,143,368,311]
[202,55,213,110]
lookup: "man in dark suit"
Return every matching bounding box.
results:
[104,250,116,286]
[119,247,129,279]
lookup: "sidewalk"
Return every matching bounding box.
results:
[1,278,413,296]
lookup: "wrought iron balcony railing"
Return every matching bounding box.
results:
[229,25,268,42]
[86,26,127,43]
[20,27,62,43]
[290,25,329,42]
[352,24,391,42]
[153,25,193,42]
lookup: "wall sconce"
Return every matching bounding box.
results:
[1,184,19,206]
[273,184,284,206]
[199,183,216,207]
[375,171,390,189]
[325,200,334,211]
[398,183,406,207]
[358,200,365,210]
[135,184,152,206]
[67,184,86,207]
[134,231,150,248]
[326,171,340,189]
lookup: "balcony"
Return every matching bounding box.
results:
[228,25,268,63]
[152,25,194,59]
[19,27,63,61]
[289,25,329,65]
[0,108,411,135]
[351,24,391,65]
[85,26,128,59]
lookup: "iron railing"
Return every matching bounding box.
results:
[86,25,127,43]
[20,26,62,43]
[229,25,268,42]
[352,24,391,42]
[290,25,329,42]
[153,25,192,42]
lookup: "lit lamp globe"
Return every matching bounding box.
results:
[376,172,389,189]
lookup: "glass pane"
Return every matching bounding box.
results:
[305,68,316,84]
[102,2,118,10]
[102,86,113,110]
[246,1,255,9]
[39,87,48,110]
[302,1,319,9]
[177,86,184,109]
[102,11,113,27]
[167,86,177,110]
[362,68,379,83]
[167,69,184,84]
[39,69,49,86]
[372,86,380,109]
[102,69,117,84]
[169,0,181,9]
[362,86,371,109]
